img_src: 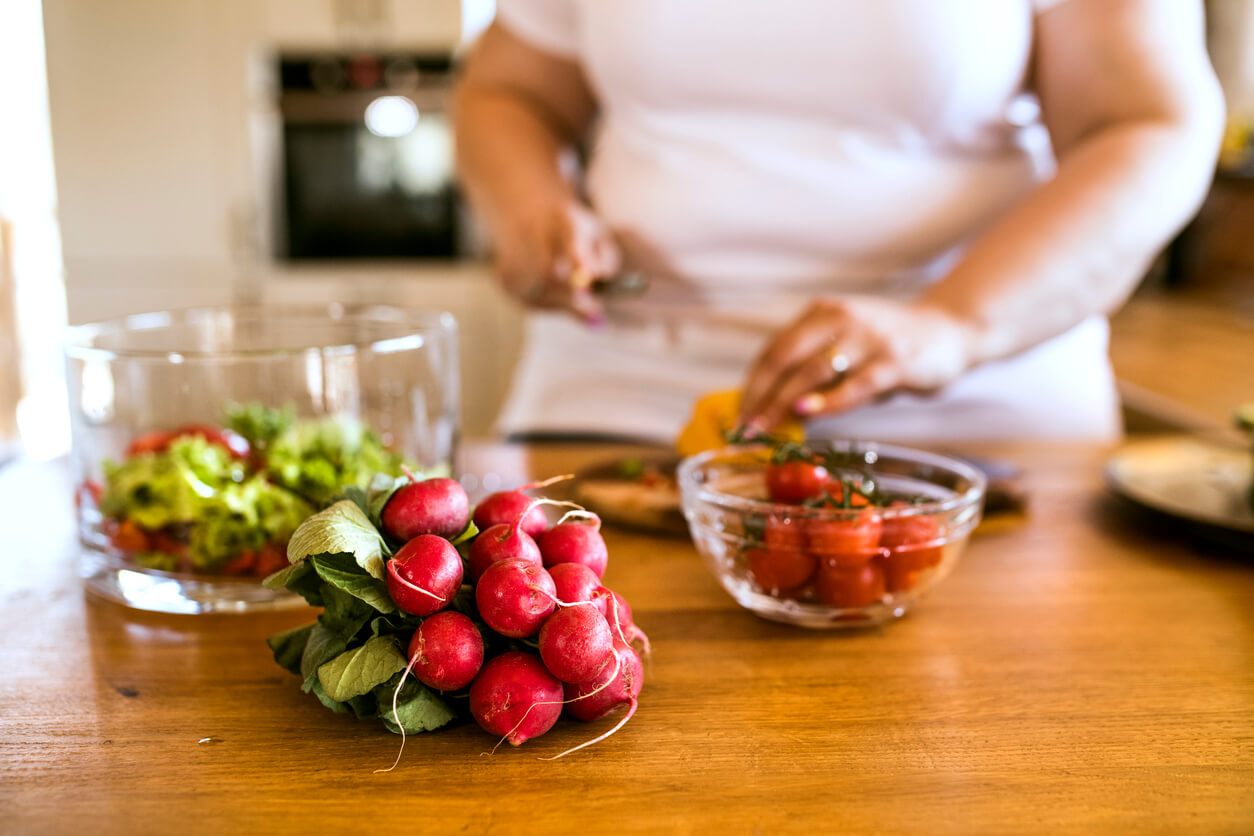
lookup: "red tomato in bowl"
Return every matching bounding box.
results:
[881,508,944,572]
[815,560,886,608]
[763,515,806,550]
[806,511,883,568]
[746,546,816,595]
[765,461,830,504]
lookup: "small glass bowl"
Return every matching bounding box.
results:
[678,444,986,628]
[65,304,459,614]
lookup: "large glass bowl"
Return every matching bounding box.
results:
[678,444,985,628]
[65,304,459,614]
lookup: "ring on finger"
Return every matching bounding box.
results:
[827,346,851,377]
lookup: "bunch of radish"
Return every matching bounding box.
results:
[379,475,647,756]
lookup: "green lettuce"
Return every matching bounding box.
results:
[265,416,406,506]
[99,436,246,530]
[187,477,313,568]
[225,401,296,455]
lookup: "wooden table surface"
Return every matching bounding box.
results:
[3,442,1252,834]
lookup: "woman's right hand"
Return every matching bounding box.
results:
[494,200,622,325]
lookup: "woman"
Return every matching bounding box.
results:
[455,0,1223,442]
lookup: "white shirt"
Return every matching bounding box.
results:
[494,0,1121,442]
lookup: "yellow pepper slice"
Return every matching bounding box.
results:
[675,389,804,458]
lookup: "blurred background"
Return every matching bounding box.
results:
[1,0,1252,459]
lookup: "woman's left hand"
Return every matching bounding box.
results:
[739,296,978,432]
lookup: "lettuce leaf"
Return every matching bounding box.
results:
[287,500,388,579]
[267,623,315,675]
[316,636,408,703]
[98,436,245,530]
[376,675,456,735]
[265,416,406,507]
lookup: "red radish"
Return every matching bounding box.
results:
[548,563,603,612]
[605,589,633,629]
[538,605,615,684]
[469,652,563,746]
[473,492,548,538]
[475,558,557,638]
[470,474,572,537]
[538,519,608,578]
[381,477,470,542]
[408,611,484,691]
[385,535,463,616]
[467,522,542,582]
[564,642,643,722]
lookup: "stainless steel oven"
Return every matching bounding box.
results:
[275,52,476,260]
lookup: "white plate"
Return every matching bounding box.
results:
[1106,437,1254,534]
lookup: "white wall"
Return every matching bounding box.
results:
[42,0,521,436]
[1211,0,1254,117]
[1,0,69,458]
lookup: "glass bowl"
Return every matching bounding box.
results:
[678,443,985,628]
[65,304,459,614]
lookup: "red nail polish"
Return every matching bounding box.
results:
[794,395,821,415]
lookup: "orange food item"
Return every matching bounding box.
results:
[111,519,151,553]
[253,543,288,577]
[676,389,804,458]
[219,550,258,575]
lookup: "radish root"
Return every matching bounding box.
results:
[387,562,447,602]
[519,473,575,491]
[538,698,638,762]
[554,509,601,529]
[530,585,601,611]
[627,625,652,660]
[515,497,588,532]
[374,652,421,774]
[486,654,623,756]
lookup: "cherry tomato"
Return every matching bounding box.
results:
[110,519,151,553]
[882,561,922,593]
[75,479,103,511]
[125,431,177,457]
[746,546,816,595]
[814,560,886,608]
[763,515,806,551]
[881,508,944,573]
[806,511,883,568]
[220,550,258,575]
[253,542,288,577]
[148,530,188,558]
[765,461,830,504]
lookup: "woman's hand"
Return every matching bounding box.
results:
[739,296,978,432]
[494,199,621,325]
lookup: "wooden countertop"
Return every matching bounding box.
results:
[3,442,1252,833]
[1109,271,1254,434]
